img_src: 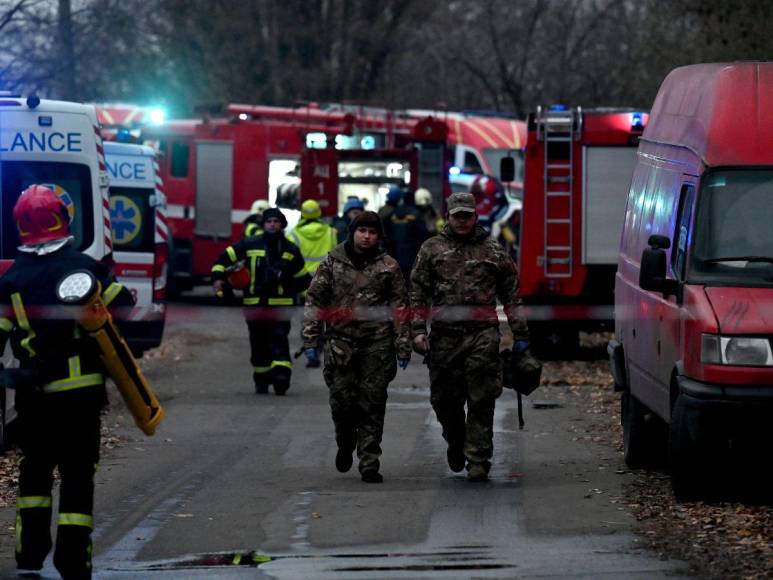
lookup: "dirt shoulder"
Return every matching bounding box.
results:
[546,356,772,580]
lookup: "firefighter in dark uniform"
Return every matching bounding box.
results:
[0,185,134,579]
[212,208,311,395]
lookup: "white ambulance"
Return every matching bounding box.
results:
[1,95,112,448]
[105,141,168,357]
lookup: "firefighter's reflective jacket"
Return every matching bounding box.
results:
[286,219,337,275]
[0,246,135,406]
[211,233,311,306]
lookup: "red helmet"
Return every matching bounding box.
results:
[13,185,71,245]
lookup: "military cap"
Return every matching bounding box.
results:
[446,192,476,215]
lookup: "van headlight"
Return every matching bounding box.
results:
[701,334,773,366]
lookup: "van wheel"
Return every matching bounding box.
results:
[669,394,709,501]
[622,390,668,469]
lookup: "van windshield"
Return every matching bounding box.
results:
[109,186,156,252]
[0,161,94,259]
[690,169,773,287]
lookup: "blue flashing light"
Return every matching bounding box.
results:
[360,135,376,150]
[631,112,644,128]
[548,104,568,112]
[449,166,461,176]
[38,116,53,127]
[116,127,132,143]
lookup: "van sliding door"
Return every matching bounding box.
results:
[194,142,233,238]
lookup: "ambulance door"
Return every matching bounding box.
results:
[194,142,233,237]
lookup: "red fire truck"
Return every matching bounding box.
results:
[142,105,451,292]
[517,106,648,351]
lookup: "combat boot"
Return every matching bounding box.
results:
[466,463,489,482]
[361,470,383,483]
[447,446,465,473]
[253,374,269,394]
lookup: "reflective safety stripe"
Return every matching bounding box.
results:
[102,282,124,306]
[281,252,294,261]
[226,246,238,263]
[18,496,52,509]
[253,366,271,374]
[43,373,103,394]
[271,360,292,369]
[288,232,300,247]
[243,296,260,306]
[293,266,309,279]
[11,293,36,357]
[58,512,94,529]
[211,264,226,273]
[68,356,81,377]
[304,255,325,262]
[267,297,294,306]
[246,249,265,294]
[0,317,12,332]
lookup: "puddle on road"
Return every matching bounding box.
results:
[127,547,507,574]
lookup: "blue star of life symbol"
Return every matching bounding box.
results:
[110,197,140,243]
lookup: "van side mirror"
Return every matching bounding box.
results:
[639,235,679,296]
[500,156,515,183]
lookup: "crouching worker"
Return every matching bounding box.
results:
[212,208,311,395]
[302,212,411,483]
[0,185,134,579]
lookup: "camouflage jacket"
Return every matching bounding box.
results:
[302,243,412,358]
[410,225,529,340]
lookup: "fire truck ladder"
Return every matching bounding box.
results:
[539,106,580,279]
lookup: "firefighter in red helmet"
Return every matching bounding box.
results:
[0,185,133,579]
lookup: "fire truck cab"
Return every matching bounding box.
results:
[517,106,647,352]
[105,141,168,356]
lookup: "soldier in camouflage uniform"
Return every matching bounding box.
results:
[410,192,530,482]
[302,211,411,483]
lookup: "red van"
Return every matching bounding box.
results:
[608,62,773,499]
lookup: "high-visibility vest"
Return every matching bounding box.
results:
[286,220,337,274]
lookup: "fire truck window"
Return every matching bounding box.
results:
[673,183,695,280]
[463,152,484,174]
[170,142,190,178]
[0,161,94,259]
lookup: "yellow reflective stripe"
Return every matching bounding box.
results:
[58,512,94,529]
[211,264,226,273]
[271,360,292,369]
[246,249,265,294]
[293,266,309,278]
[102,282,123,306]
[68,356,81,377]
[254,366,271,374]
[226,246,237,263]
[18,496,52,509]
[243,297,261,305]
[11,293,36,357]
[281,252,294,261]
[267,298,294,306]
[43,373,103,394]
[0,317,12,332]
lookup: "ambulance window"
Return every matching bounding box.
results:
[109,187,155,252]
[170,142,190,178]
[0,161,94,259]
[463,151,484,174]
[673,183,695,280]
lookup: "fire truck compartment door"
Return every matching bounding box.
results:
[582,146,638,265]
[194,142,233,237]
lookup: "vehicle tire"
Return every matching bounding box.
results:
[669,394,708,501]
[622,390,668,469]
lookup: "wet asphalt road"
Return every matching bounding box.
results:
[0,296,690,579]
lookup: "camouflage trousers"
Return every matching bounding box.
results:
[323,336,397,473]
[428,325,502,469]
